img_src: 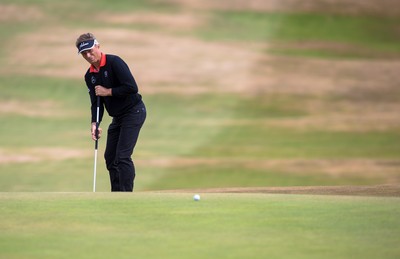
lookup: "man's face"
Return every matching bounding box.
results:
[81,45,101,65]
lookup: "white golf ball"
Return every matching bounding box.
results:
[193,194,200,201]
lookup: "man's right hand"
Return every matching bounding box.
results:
[91,123,102,141]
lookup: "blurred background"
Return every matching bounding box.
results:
[0,0,399,191]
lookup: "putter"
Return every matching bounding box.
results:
[93,96,100,192]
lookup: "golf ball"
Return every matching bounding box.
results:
[193,194,200,201]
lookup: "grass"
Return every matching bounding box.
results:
[0,193,399,259]
[3,0,399,59]
[1,1,399,258]
[196,126,400,159]
[197,11,400,58]
[0,75,399,191]
[2,0,178,11]
[146,165,380,190]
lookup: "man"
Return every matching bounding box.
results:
[76,33,146,192]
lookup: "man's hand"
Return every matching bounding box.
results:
[95,85,112,96]
[91,123,103,141]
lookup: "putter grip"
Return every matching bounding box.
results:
[94,96,101,149]
[95,122,99,149]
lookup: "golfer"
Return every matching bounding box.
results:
[76,33,146,192]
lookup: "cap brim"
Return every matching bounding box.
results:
[78,39,98,54]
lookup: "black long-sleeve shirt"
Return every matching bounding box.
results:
[84,54,142,123]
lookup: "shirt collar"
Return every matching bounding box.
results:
[89,53,106,73]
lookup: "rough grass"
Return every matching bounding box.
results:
[195,11,400,58]
[0,76,399,191]
[0,1,399,190]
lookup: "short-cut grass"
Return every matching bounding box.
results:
[1,193,399,259]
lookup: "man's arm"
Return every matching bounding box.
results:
[109,56,138,97]
[85,74,104,123]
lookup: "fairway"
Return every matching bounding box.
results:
[1,192,399,259]
[1,0,400,192]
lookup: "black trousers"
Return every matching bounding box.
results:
[104,102,146,192]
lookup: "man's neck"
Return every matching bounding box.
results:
[90,53,106,73]
[93,61,100,70]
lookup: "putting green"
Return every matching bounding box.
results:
[0,192,399,259]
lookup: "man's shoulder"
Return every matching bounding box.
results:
[106,54,129,66]
[106,54,122,62]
